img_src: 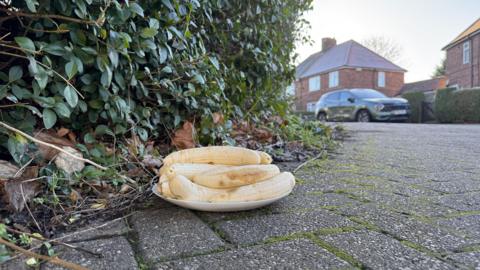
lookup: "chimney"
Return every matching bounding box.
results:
[322,37,336,52]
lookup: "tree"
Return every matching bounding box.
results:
[432,57,446,77]
[361,36,403,64]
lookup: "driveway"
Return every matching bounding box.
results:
[14,123,480,270]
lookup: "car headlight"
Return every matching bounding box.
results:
[374,104,384,111]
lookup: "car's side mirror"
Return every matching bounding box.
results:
[347,97,355,103]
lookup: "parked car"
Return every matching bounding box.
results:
[315,89,410,122]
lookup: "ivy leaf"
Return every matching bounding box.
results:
[42,109,57,129]
[64,85,78,107]
[161,66,172,73]
[130,2,144,17]
[12,85,31,100]
[55,102,71,118]
[193,74,205,85]
[84,133,95,144]
[108,49,119,68]
[14,37,35,52]
[140,27,158,38]
[100,66,112,87]
[65,61,78,79]
[34,66,48,90]
[159,47,168,63]
[25,0,38,12]
[209,56,220,70]
[9,66,23,82]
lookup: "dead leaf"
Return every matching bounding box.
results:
[126,167,145,177]
[69,189,81,202]
[34,131,75,160]
[67,131,77,144]
[0,160,19,180]
[119,184,132,194]
[172,121,196,149]
[212,112,224,124]
[56,127,70,137]
[142,155,163,168]
[54,146,85,174]
[4,167,41,212]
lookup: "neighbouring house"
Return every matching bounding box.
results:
[398,76,447,101]
[443,17,480,89]
[294,38,406,112]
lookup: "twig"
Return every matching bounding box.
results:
[1,7,100,26]
[293,149,327,174]
[0,237,88,270]
[20,184,42,232]
[14,158,34,178]
[0,121,107,170]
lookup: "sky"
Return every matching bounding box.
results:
[295,0,480,83]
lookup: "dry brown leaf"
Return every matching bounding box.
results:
[142,155,163,168]
[56,127,70,137]
[126,167,145,177]
[212,112,224,124]
[119,184,132,194]
[69,189,81,202]
[54,146,85,174]
[172,121,196,150]
[67,131,77,144]
[34,131,75,160]
[3,167,40,212]
[0,160,19,180]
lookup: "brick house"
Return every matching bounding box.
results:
[443,18,480,89]
[295,38,406,112]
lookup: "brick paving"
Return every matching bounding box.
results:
[4,123,480,270]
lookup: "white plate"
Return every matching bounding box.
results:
[151,184,292,212]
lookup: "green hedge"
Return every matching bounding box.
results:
[0,0,312,164]
[435,88,480,123]
[402,92,425,123]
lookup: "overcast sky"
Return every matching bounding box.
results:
[295,0,480,83]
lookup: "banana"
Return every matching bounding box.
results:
[190,164,280,188]
[168,172,295,202]
[157,175,174,198]
[162,146,261,167]
[256,151,273,164]
[167,163,230,179]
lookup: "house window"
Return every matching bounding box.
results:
[463,41,470,64]
[378,71,386,87]
[308,76,321,92]
[329,71,339,87]
[306,102,316,112]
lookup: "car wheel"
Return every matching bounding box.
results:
[356,110,371,122]
[317,112,327,122]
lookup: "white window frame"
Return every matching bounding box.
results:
[378,71,386,87]
[463,41,470,64]
[308,76,321,92]
[328,71,339,88]
[306,102,316,112]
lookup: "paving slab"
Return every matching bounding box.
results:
[24,219,137,270]
[196,193,359,224]
[336,204,472,252]
[215,209,356,245]
[445,251,480,269]
[321,230,454,269]
[42,236,138,270]
[155,239,353,269]
[436,192,480,211]
[130,208,225,263]
[435,215,480,239]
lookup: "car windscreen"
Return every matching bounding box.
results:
[350,89,387,99]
